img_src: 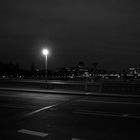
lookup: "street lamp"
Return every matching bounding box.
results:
[42,49,49,84]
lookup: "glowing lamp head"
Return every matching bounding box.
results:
[42,49,49,56]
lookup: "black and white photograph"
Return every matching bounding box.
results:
[0,0,140,139]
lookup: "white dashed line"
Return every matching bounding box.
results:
[71,138,83,140]
[24,103,59,117]
[18,129,48,137]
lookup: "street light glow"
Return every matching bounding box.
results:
[42,49,49,56]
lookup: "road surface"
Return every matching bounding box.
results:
[0,89,140,140]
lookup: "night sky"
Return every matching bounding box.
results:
[1,0,140,70]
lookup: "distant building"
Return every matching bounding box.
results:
[129,67,140,75]
[128,67,140,78]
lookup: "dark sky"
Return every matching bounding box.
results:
[1,0,140,70]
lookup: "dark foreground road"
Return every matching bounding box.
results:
[0,90,140,140]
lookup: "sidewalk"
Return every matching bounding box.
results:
[0,87,140,98]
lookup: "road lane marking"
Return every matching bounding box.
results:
[73,110,140,119]
[23,103,59,117]
[77,99,140,105]
[18,129,48,137]
[71,138,83,140]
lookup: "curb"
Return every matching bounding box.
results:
[0,87,140,98]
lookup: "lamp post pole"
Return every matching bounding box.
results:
[45,55,48,83]
[42,49,49,87]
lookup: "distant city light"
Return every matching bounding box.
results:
[36,69,39,71]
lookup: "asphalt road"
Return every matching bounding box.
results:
[0,90,140,140]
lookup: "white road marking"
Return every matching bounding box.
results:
[73,110,140,119]
[71,138,83,140]
[77,99,140,105]
[24,103,59,117]
[18,129,48,137]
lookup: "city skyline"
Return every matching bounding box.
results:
[1,0,140,70]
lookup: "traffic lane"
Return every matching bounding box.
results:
[15,99,140,140]
[0,91,82,140]
[0,91,82,139]
[0,90,139,122]
[1,90,140,139]
[1,90,140,105]
[51,110,140,139]
[81,95,140,103]
[71,97,140,117]
[0,90,140,120]
[0,90,78,106]
[0,90,80,121]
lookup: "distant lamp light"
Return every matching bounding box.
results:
[42,49,49,56]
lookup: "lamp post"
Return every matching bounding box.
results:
[42,49,49,84]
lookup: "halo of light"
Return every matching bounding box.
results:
[42,49,49,56]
